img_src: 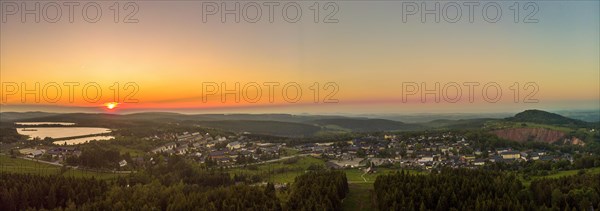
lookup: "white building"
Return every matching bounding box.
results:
[227,141,242,150]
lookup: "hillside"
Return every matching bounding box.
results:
[2,110,595,138]
[0,112,60,122]
[194,120,321,137]
[506,109,590,127]
[421,118,493,129]
[309,118,426,132]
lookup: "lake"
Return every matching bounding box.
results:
[53,136,115,145]
[17,127,112,140]
[15,122,76,126]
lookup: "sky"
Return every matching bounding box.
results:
[0,1,598,114]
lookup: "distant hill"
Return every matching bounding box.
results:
[194,120,321,137]
[506,109,590,127]
[2,110,594,138]
[554,110,600,123]
[0,112,59,122]
[0,112,343,123]
[309,118,426,132]
[187,114,349,123]
[421,118,494,129]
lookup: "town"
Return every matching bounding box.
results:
[13,130,576,173]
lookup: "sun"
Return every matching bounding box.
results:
[105,102,118,110]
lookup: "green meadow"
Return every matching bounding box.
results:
[0,154,120,180]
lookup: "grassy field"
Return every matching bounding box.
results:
[485,120,574,132]
[343,167,600,211]
[519,167,600,186]
[233,157,600,210]
[228,155,423,184]
[342,168,424,210]
[533,167,600,179]
[0,155,120,179]
[111,145,146,157]
[343,183,376,211]
[280,147,299,156]
[227,155,422,211]
[227,156,326,183]
[344,168,424,183]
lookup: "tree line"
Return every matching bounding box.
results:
[374,168,600,211]
[0,162,351,210]
[0,172,280,211]
[287,170,349,211]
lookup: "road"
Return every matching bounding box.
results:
[13,153,310,173]
[17,156,133,174]
[19,156,63,167]
[228,153,311,168]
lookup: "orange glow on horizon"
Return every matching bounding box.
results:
[105,102,118,110]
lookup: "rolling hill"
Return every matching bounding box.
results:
[420,118,493,129]
[194,120,321,137]
[506,109,590,127]
[2,110,596,138]
[491,110,598,144]
[309,118,426,132]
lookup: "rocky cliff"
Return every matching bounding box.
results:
[492,128,566,143]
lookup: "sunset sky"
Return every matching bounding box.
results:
[1,1,598,114]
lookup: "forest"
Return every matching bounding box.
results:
[287,171,349,211]
[374,168,600,211]
[0,168,349,210]
[0,173,280,211]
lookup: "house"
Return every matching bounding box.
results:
[19,148,45,158]
[151,142,177,153]
[177,133,193,141]
[473,159,486,166]
[371,158,393,166]
[119,160,128,167]
[496,148,512,154]
[384,135,396,139]
[316,142,334,146]
[256,142,275,147]
[175,146,189,155]
[520,152,529,161]
[216,136,227,142]
[192,142,204,149]
[501,151,521,160]
[209,150,228,160]
[27,149,44,158]
[461,155,476,162]
[418,156,434,163]
[261,146,280,155]
[227,141,242,150]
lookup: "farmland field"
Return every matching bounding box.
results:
[0,154,119,179]
[227,156,325,183]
